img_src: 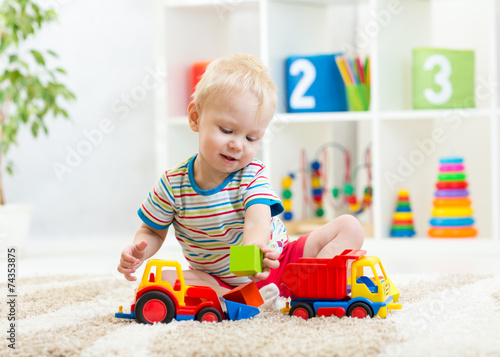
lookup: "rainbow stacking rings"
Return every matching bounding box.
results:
[428,157,477,238]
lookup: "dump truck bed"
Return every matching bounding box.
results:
[280,249,366,300]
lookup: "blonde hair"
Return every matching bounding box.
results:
[192,53,277,118]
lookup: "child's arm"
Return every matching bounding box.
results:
[117,223,168,281]
[242,204,280,281]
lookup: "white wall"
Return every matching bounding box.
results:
[4,0,157,240]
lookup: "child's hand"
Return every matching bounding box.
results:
[249,244,280,282]
[117,240,148,281]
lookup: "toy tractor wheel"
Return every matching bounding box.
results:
[289,302,314,320]
[135,291,176,324]
[347,302,373,319]
[196,307,222,323]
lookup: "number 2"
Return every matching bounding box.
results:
[423,54,453,105]
[289,59,316,110]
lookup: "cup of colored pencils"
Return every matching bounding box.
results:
[335,55,370,111]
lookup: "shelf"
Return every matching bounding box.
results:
[156,0,500,242]
[274,111,371,123]
[165,0,258,8]
[165,0,365,8]
[366,237,500,253]
[379,108,493,120]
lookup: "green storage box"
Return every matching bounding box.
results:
[413,48,475,109]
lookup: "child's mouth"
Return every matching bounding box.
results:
[221,154,237,162]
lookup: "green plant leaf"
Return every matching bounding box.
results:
[47,50,59,58]
[6,161,14,175]
[31,121,39,138]
[30,49,45,65]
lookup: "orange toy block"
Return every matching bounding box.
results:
[222,282,264,308]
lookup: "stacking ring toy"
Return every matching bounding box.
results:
[439,164,465,172]
[429,217,474,227]
[436,181,468,189]
[393,219,413,225]
[435,189,469,198]
[438,173,466,181]
[439,157,463,164]
[390,229,416,237]
[428,227,477,238]
[393,212,413,221]
[431,207,474,217]
[433,198,472,207]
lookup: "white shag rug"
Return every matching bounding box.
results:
[1,273,500,357]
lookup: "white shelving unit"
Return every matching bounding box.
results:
[153,0,500,246]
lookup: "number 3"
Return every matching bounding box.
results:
[423,54,453,105]
[289,59,316,110]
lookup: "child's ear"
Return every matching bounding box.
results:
[188,101,200,132]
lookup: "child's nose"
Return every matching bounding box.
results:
[229,138,243,151]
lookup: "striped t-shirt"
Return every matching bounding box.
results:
[138,154,289,286]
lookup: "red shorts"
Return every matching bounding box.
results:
[212,234,309,297]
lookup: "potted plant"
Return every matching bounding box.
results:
[0,0,75,249]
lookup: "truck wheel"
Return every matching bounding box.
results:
[289,303,314,320]
[347,302,373,319]
[135,291,176,324]
[196,307,222,323]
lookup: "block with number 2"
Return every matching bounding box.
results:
[286,54,347,113]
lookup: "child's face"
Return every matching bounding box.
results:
[189,91,272,183]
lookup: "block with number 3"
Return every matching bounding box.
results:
[286,54,347,113]
[413,48,475,109]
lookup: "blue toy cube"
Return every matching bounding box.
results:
[286,54,347,113]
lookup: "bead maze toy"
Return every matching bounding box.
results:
[280,142,372,234]
[428,157,477,238]
[390,190,416,238]
[115,259,263,324]
[280,249,401,319]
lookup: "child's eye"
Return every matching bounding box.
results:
[246,136,258,142]
[219,127,232,134]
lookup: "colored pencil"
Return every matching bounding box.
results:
[335,55,351,86]
[345,56,357,85]
[356,56,365,84]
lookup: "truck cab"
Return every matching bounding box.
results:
[350,256,400,318]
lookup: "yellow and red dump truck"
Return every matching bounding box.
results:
[280,249,401,319]
[116,259,263,324]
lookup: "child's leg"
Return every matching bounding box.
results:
[302,214,364,258]
[162,269,231,296]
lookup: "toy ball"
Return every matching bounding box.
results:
[311,177,321,188]
[311,161,321,171]
[344,184,354,195]
[347,196,357,205]
[283,189,292,199]
[282,177,293,189]
[284,211,293,221]
[332,187,340,198]
[316,208,324,217]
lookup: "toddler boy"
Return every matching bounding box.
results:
[118,53,364,296]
